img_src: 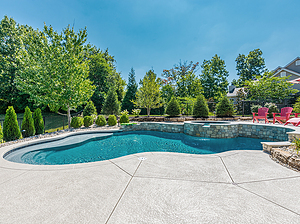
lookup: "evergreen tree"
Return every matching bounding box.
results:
[21,106,35,137]
[193,95,209,117]
[83,101,97,117]
[216,96,235,117]
[3,106,21,141]
[101,88,120,115]
[0,123,3,143]
[33,108,44,135]
[166,97,180,116]
[121,68,138,113]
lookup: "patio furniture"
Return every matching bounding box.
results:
[252,107,269,123]
[273,107,293,124]
[284,117,300,126]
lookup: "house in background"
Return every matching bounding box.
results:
[227,85,244,104]
[272,57,300,90]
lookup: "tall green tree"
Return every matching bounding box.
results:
[235,48,266,86]
[0,16,31,112]
[245,71,298,104]
[16,24,95,128]
[101,88,120,115]
[33,108,44,135]
[200,54,229,101]
[133,69,162,116]
[21,106,35,137]
[121,68,138,113]
[3,106,21,141]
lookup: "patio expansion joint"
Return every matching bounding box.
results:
[234,175,300,185]
[108,160,133,177]
[105,160,143,224]
[236,184,300,217]
[218,156,235,184]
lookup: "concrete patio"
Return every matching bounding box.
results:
[0,147,300,223]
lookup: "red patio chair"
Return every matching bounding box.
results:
[273,107,293,124]
[252,107,269,123]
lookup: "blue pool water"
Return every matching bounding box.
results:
[5,131,268,165]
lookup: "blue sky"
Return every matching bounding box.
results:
[1,0,299,84]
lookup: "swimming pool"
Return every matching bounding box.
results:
[4,131,269,165]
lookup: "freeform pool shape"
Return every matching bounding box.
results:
[4,131,269,165]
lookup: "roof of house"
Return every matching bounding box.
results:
[227,87,244,97]
[272,57,300,77]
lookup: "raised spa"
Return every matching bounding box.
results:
[4,131,269,165]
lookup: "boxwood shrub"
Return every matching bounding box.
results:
[119,114,129,124]
[83,116,93,127]
[108,115,117,126]
[71,117,84,128]
[95,115,107,126]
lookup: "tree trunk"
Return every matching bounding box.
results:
[147,107,151,117]
[67,106,71,129]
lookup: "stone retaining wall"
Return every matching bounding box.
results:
[122,122,294,141]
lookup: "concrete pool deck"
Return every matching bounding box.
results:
[1,123,300,223]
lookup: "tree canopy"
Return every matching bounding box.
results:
[121,67,138,113]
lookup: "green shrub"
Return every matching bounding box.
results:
[3,106,22,141]
[250,104,261,113]
[293,97,300,113]
[33,108,44,135]
[71,117,84,128]
[120,114,129,124]
[108,115,117,126]
[132,109,141,116]
[95,115,107,126]
[0,123,3,143]
[166,97,180,116]
[83,101,97,117]
[120,109,129,116]
[21,106,36,138]
[216,96,235,117]
[193,95,209,117]
[264,103,278,118]
[102,88,120,115]
[83,116,93,127]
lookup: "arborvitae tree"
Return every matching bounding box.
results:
[0,123,3,143]
[21,106,35,137]
[121,68,138,113]
[83,101,97,117]
[216,95,235,117]
[107,115,117,126]
[166,97,180,116]
[102,88,120,115]
[3,106,21,141]
[193,95,209,117]
[33,108,44,135]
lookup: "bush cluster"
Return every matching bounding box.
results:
[0,123,3,143]
[95,115,107,126]
[33,108,44,134]
[166,97,180,116]
[216,96,234,117]
[3,106,22,142]
[71,117,84,128]
[193,95,209,117]
[250,104,261,113]
[83,116,93,127]
[21,106,35,138]
[132,109,141,116]
[120,114,129,124]
[108,115,117,126]
[264,103,278,118]
[83,101,97,117]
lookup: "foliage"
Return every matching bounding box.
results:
[193,95,209,117]
[215,96,234,117]
[107,115,117,126]
[293,97,300,113]
[133,69,162,116]
[0,16,32,112]
[264,102,278,118]
[235,88,247,115]
[83,116,93,127]
[245,71,298,104]
[33,108,44,135]
[70,117,84,129]
[120,110,129,116]
[166,97,180,116]
[121,68,138,112]
[119,114,129,124]
[292,137,300,155]
[83,101,97,117]
[178,97,196,115]
[3,106,21,141]
[0,123,3,143]
[21,106,35,137]
[16,24,95,128]
[200,54,229,101]
[250,105,261,113]
[95,115,107,126]
[162,61,202,98]
[235,49,266,87]
[132,109,141,116]
[101,88,120,115]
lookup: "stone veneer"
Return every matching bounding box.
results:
[122,122,294,141]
